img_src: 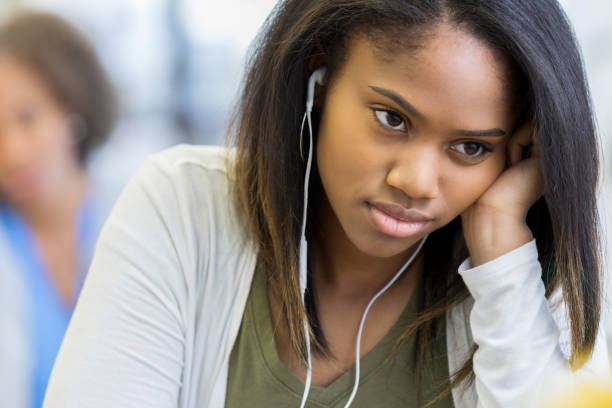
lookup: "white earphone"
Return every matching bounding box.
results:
[297,66,427,408]
[297,67,326,408]
[300,67,327,159]
[306,67,326,113]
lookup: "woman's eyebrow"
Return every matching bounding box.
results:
[368,85,507,137]
[369,85,425,119]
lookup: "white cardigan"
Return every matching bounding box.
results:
[43,145,610,408]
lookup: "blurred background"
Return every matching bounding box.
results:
[0,0,610,403]
[1,0,283,213]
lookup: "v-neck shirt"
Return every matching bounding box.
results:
[225,259,454,407]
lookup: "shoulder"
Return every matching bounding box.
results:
[95,142,257,311]
[149,144,233,170]
[141,144,235,185]
[119,141,249,240]
[102,143,253,279]
[128,144,236,215]
[135,145,238,216]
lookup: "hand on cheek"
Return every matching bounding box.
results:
[461,122,544,266]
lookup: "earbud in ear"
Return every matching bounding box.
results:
[306,67,327,113]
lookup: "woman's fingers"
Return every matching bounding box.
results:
[499,121,544,207]
[507,121,538,166]
[508,140,523,166]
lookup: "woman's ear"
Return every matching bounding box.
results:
[307,43,328,108]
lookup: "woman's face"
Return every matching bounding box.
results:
[0,56,79,205]
[316,24,516,258]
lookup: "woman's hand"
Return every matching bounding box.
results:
[461,122,544,266]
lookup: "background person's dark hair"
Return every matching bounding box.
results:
[230,0,601,403]
[0,10,118,163]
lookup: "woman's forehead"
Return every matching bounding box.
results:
[338,25,515,129]
[343,25,504,86]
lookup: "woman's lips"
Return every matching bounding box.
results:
[367,201,433,238]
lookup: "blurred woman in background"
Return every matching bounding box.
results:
[0,11,117,408]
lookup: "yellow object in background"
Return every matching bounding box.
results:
[545,386,612,408]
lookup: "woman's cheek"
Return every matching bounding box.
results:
[320,117,373,179]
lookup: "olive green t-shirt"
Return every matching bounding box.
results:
[226,263,454,408]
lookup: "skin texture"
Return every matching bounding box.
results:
[0,55,87,305]
[272,23,542,387]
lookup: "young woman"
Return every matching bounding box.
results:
[0,11,117,408]
[44,1,609,407]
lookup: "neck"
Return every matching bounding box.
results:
[311,195,423,300]
[12,169,87,232]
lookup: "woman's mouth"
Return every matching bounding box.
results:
[366,201,433,238]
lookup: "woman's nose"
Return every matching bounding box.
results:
[385,144,440,200]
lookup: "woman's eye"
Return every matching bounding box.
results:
[452,142,492,160]
[373,109,406,131]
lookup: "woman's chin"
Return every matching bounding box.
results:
[349,232,424,259]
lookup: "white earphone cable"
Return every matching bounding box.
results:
[298,109,314,408]
[342,235,427,408]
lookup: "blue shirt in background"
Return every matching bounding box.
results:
[0,199,102,408]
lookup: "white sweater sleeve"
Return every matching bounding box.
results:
[458,239,610,408]
[43,156,192,407]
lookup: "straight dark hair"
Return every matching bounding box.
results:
[230,0,601,401]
